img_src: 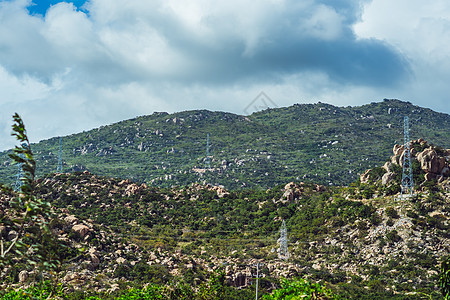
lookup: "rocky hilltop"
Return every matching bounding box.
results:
[361,138,450,192]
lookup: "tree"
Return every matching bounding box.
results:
[0,113,59,277]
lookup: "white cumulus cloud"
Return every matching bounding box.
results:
[0,0,448,151]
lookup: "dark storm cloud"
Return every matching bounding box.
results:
[0,0,410,88]
[123,0,409,87]
[174,34,410,87]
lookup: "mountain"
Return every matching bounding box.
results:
[0,129,449,298]
[0,99,449,189]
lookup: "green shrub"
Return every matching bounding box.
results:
[385,207,399,219]
[386,218,394,226]
[386,230,401,243]
[262,277,341,299]
[1,281,64,300]
[114,263,172,284]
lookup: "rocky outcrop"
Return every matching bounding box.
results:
[280,182,325,202]
[388,139,450,184]
[177,183,230,199]
[282,182,301,202]
[381,172,395,185]
[125,183,143,197]
[416,148,447,175]
[360,169,372,184]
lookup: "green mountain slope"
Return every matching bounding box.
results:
[0,99,449,189]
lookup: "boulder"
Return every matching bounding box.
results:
[283,189,294,202]
[382,162,392,172]
[116,257,126,264]
[60,208,70,214]
[393,144,405,157]
[416,138,427,145]
[18,270,28,283]
[72,224,90,238]
[108,283,120,294]
[284,182,296,190]
[63,272,74,283]
[315,184,326,192]
[90,254,100,269]
[360,169,372,184]
[125,184,142,196]
[382,172,395,185]
[64,215,78,224]
[118,179,131,186]
[391,155,400,165]
[417,149,443,174]
[280,182,306,201]
[211,186,229,198]
[424,173,437,181]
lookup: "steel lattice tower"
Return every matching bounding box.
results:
[279,220,289,260]
[253,262,263,300]
[13,162,23,192]
[13,143,27,192]
[401,116,414,197]
[57,137,63,173]
[205,133,211,169]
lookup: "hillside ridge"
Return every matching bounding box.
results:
[0,99,449,189]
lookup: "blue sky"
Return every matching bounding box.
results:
[0,0,449,150]
[26,0,87,15]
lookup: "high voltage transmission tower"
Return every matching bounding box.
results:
[13,161,23,192]
[13,143,27,192]
[253,262,263,300]
[205,133,211,169]
[401,116,414,198]
[278,220,289,260]
[57,137,63,173]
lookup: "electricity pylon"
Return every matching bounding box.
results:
[279,220,290,260]
[57,137,63,173]
[13,143,27,192]
[401,116,414,198]
[205,133,211,169]
[253,262,263,300]
[13,162,23,192]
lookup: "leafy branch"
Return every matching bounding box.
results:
[0,113,57,275]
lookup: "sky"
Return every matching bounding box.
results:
[0,0,449,150]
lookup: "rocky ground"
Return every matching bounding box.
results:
[0,139,449,296]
